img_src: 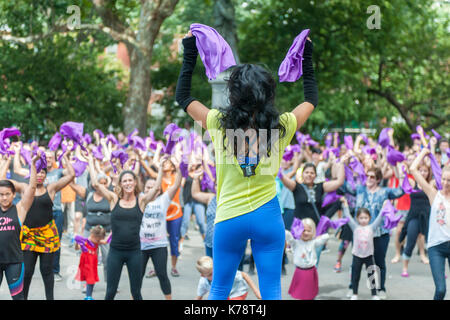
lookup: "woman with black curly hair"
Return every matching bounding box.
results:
[176,30,318,300]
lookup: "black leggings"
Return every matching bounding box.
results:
[0,263,25,300]
[141,247,171,295]
[22,251,55,300]
[105,247,143,300]
[351,254,378,296]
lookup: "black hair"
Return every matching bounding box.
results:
[311,147,322,154]
[218,64,286,159]
[303,162,317,174]
[0,180,16,193]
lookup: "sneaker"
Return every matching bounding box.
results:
[54,273,63,282]
[84,296,94,300]
[350,294,358,300]
[146,270,156,278]
[401,271,409,278]
[346,289,353,298]
[372,295,381,300]
[334,261,342,273]
[378,290,388,300]
[184,234,190,241]
[171,268,180,277]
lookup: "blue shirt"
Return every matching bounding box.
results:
[342,181,404,237]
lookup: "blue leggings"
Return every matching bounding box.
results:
[208,196,285,300]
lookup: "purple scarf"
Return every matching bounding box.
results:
[278,29,310,82]
[290,217,305,240]
[428,153,442,190]
[190,23,237,80]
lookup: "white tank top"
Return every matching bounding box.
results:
[428,191,450,249]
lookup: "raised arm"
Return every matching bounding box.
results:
[87,153,117,208]
[16,152,40,222]
[47,154,75,199]
[68,181,87,199]
[12,143,29,177]
[191,169,215,205]
[410,147,436,203]
[291,38,318,130]
[175,32,210,130]
[139,156,165,211]
[278,170,296,192]
[340,197,357,231]
[166,162,182,201]
[138,150,158,179]
[323,161,345,193]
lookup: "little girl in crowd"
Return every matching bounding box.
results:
[195,256,261,300]
[75,225,107,300]
[286,218,329,300]
[340,197,385,300]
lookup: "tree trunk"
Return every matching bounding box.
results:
[123,45,152,135]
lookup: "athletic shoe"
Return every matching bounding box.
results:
[184,234,190,240]
[171,268,180,277]
[350,294,358,300]
[378,290,388,300]
[401,271,409,278]
[372,295,381,300]
[146,270,156,278]
[54,273,63,282]
[333,261,342,273]
[84,296,94,300]
[346,289,353,298]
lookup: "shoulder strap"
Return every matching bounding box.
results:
[300,183,321,221]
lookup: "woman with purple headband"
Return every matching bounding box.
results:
[175,27,317,299]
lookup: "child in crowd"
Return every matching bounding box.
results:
[195,256,261,300]
[74,225,107,300]
[286,218,329,300]
[341,197,385,300]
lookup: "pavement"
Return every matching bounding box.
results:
[1,224,448,300]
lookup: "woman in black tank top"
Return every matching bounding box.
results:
[8,152,75,300]
[0,152,39,300]
[87,152,165,300]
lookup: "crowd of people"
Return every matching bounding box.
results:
[0,27,449,301]
[0,120,448,300]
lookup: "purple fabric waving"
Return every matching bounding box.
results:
[321,191,341,208]
[180,161,189,178]
[278,29,310,82]
[431,129,441,141]
[190,23,237,80]
[20,146,32,166]
[344,135,354,151]
[48,132,62,151]
[92,145,104,160]
[446,148,450,159]
[83,133,92,146]
[428,153,442,190]
[94,129,105,139]
[360,134,369,145]
[106,134,119,146]
[380,201,402,230]
[362,146,377,156]
[378,128,392,148]
[201,172,216,193]
[290,217,304,240]
[345,165,355,190]
[129,135,146,151]
[60,122,85,151]
[330,218,350,230]
[35,151,47,174]
[72,157,88,177]
[411,133,420,141]
[283,145,294,161]
[349,157,367,185]
[387,146,406,166]
[111,150,129,167]
[57,141,68,162]
[0,127,21,154]
[401,166,420,194]
[316,216,331,236]
[325,133,333,148]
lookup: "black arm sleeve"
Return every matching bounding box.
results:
[175,36,199,112]
[302,40,318,108]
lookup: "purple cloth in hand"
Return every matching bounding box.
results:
[0,127,21,154]
[321,191,340,208]
[180,161,189,178]
[74,235,95,253]
[431,129,441,141]
[94,129,105,139]
[92,145,104,160]
[325,133,333,148]
[290,217,304,240]
[411,133,420,141]
[428,153,442,190]
[344,135,353,151]
[60,122,86,151]
[387,146,406,166]
[190,23,237,80]
[72,157,88,177]
[48,132,62,151]
[401,166,420,194]
[278,29,310,82]
[378,128,392,148]
[381,201,403,230]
